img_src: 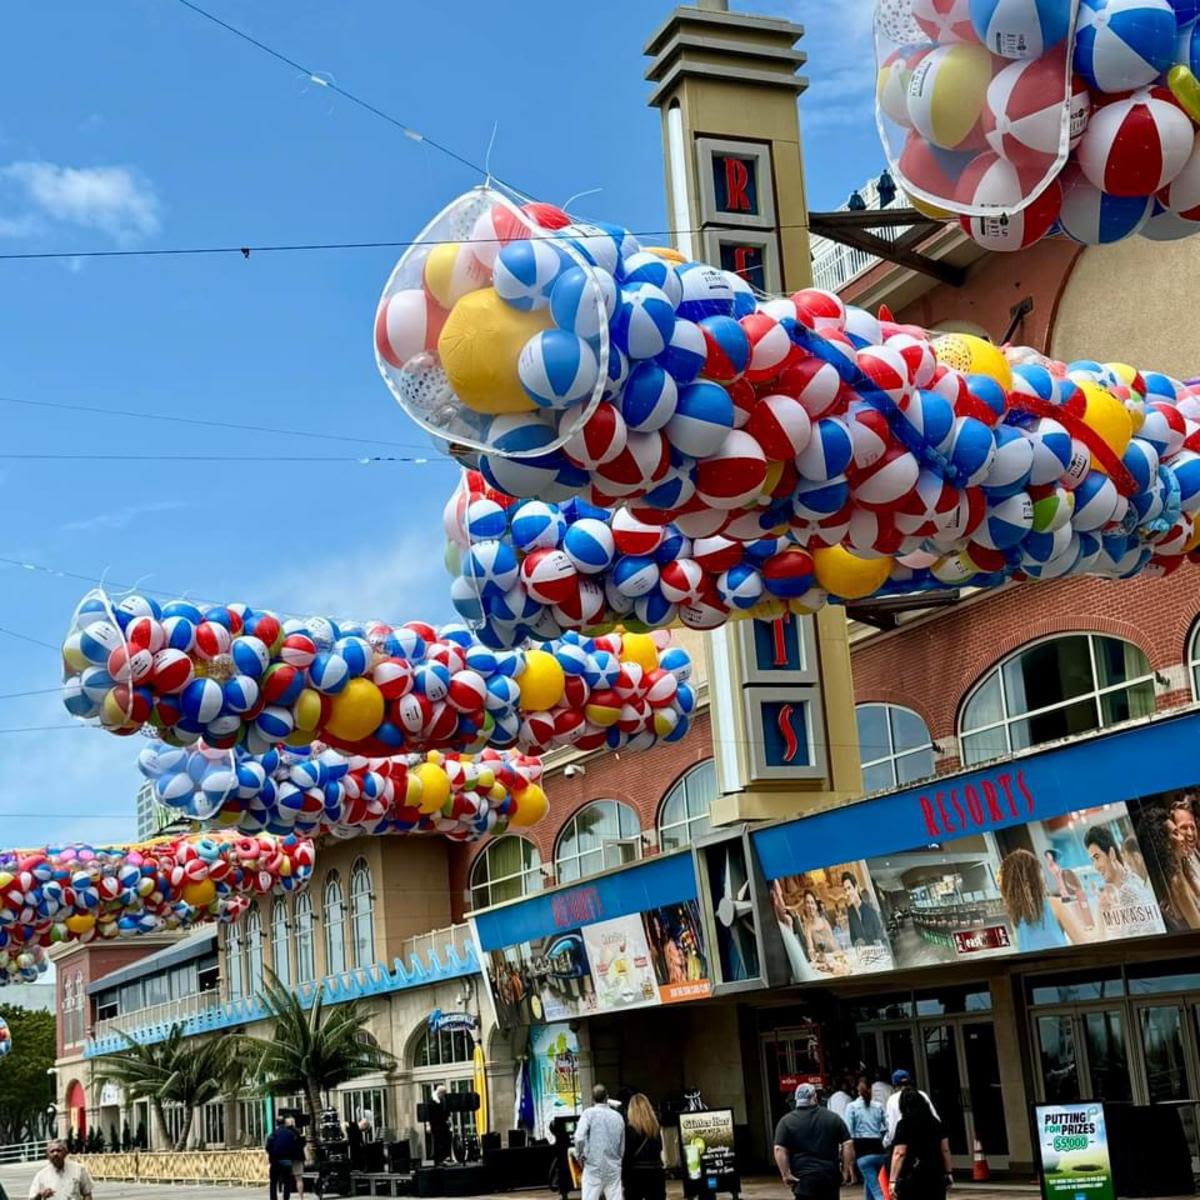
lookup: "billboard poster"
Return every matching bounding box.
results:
[867,834,1014,969]
[483,930,596,1026]
[995,802,1165,950]
[581,916,660,1012]
[1125,788,1200,933]
[641,900,712,1003]
[1034,1102,1115,1200]
[678,1108,736,1179]
[770,860,893,981]
[528,1023,581,1140]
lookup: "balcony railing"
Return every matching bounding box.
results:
[83,922,477,1058]
[811,219,913,294]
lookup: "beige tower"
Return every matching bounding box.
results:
[645,1,862,823]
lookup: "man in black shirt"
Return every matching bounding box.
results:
[773,1083,854,1200]
[843,874,885,948]
[266,1120,305,1200]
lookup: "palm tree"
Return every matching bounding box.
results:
[94,1025,243,1150]
[242,970,394,1136]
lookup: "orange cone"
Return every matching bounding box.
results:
[972,1137,990,1182]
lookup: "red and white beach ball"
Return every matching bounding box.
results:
[983,54,1088,167]
[694,430,769,510]
[956,152,1062,249]
[1076,87,1193,197]
[849,446,922,509]
[1158,130,1200,220]
[913,0,980,43]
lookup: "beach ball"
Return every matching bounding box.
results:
[656,319,708,385]
[879,48,926,128]
[746,393,813,460]
[1141,198,1200,238]
[438,289,551,415]
[1077,87,1192,196]
[1172,449,1200,509]
[376,290,449,370]
[851,446,922,508]
[790,289,847,335]
[914,0,979,41]
[481,447,561,500]
[465,540,520,598]
[1157,130,1200,218]
[974,491,1035,548]
[797,417,854,481]
[779,357,843,418]
[562,401,627,468]
[717,563,764,609]
[150,650,195,697]
[983,54,1088,167]
[612,510,665,556]
[725,271,757,319]
[325,678,385,743]
[423,242,490,309]
[494,240,567,311]
[1031,484,1075,531]
[621,251,683,305]
[1057,166,1154,241]
[898,132,974,204]
[1141,400,1188,456]
[659,559,706,604]
[612,555,661,598]
[932,333,1013,390]
[762,548,816,597]
[518,329,599,410]
[676,262,735,321]
[696,430,769,509]
[520,548,578,605]
[612,283,677,360]
[1025,417,1074,483]
[957,155,1062,249]
[620,363,679,432]
[1073,469,1122,528]
[907,44,995,150]
[1080,380,1134,463]
[666,381,735,458]
[510,500,566,551]
[946,416,996,486]
[466,497,508,542]
[698,316,751,381]
[970,0,1071,56]
[1075,0,1176,92]
[1011,362,1061,405]
[550,265,617,341]
[740,312,796,382]
[811,546,893,599]
[180,678,223,725]
[983,425,1036,496]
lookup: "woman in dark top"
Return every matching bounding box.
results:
[889,1089,953,1200]
[624,1093,666,1200]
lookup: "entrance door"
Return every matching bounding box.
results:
[760,1026,828,1135]
[920,1019,1008,1168]
[1033,1008,1132,1103]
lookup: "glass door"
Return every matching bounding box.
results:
[960,1020,1009,1161]
[923,1024,968,1155]
[1035,1014,1082,1104]
[1137,1002,1199,1171]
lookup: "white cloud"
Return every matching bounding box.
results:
[62,500,186,534]
[0,161,160,243]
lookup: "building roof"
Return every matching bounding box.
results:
[86,926,217,996]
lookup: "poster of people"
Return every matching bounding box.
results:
[581,916,660,1012]
[1125,788,1200,932]
[640,900,712,1002]
[528,1023,581,1139]
[866,834,1014,969]
[771,861,893,982]
[483,930,597,1026]
[1034,1102,1115,1200]
[995,801,1165,950]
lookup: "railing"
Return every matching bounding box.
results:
[0,1140,49,1164]
[83,922,476,1057]
[811,218,913,294]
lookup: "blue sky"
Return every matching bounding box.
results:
[0,0,880,849]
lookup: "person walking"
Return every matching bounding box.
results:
[888,1090,953,1199]
[883,1071,939,1148]
[845,1077,887,1200]
[284,1117,306,1199]
[575,1084,626,1200]
[826,1075,853,1121]
[27,1141,90,1200]
[266,1119,305,1200]
[773,1082,854,1200]
[622,1094,665,1200]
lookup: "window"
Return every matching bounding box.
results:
[272,900,291,988]
[856,704,935,792]
[227,924,244,1000]
[238,1098,264,1147]
[342,1085,390,1134]
[555,800,641,884]
[413,1027,475,1068]
[62,971,86,1046]
[470,837,543,909]
[324,872,347,976]
[202,1100,225,1147]
[658,761,717,851]
[295,892,315,985]
[350,859,375,969]
[960,635,1156,766]
[245,905,264,997]
[1190,622,1200,698]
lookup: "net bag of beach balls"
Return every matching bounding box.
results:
[875,0,1200,249]
[374,186,616,459]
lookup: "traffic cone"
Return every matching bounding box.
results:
[972,1136,990,1182]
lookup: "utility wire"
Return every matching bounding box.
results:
[0,395,431,453]
[0,687,63,701]
[0,453,433,463]
[0,626,60,652]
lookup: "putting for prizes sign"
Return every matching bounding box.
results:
[1034,1102,1114,1200]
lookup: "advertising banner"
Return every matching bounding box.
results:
[770,860,892,982]
[483,929,596,1026]
[581,916,660,1012]
[1125,788,1200,933]
[995,802,1165,951]
[528,1023,581,1141]
[867,834,1014,970]
[678,1108,736,1180]
[1034,1102,1115,1200]
[640,900,712,1003]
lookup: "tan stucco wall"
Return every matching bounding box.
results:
[1051,235,1200,376]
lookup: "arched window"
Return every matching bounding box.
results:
[555,800,640,884]
[1189,622,1200,698]
[960,634,1155,766]
[470,838,543,909]
[413,1027,475,1068]
[350,859,375,969]
[658,761,717,852]
[244,906,264,997]
[294,892,315,985]
[856,704,935,792]
[226,924,244,1000]
[324,872,347,976]
[271,899,291,989]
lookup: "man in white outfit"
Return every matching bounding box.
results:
[574,1084,625,1200]
[28,1141,93,1200]
[882,1070,939,1148]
